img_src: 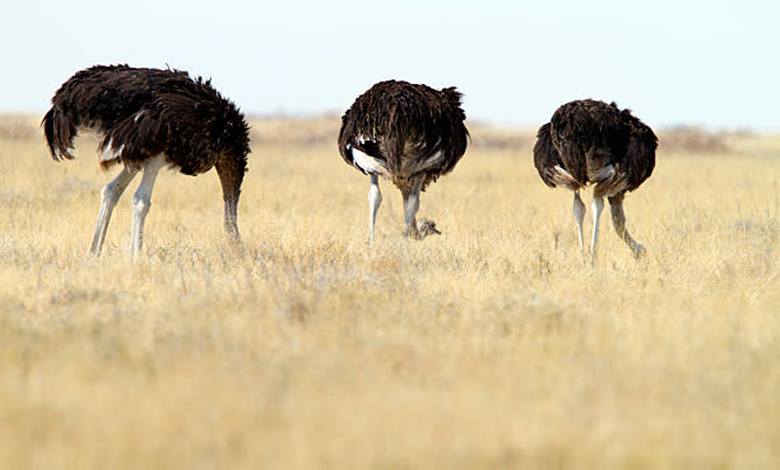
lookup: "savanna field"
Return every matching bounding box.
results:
[0,115,778,468]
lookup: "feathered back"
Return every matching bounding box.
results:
[533,123,563,188]
[42,65,250,176]
[534,99,656,193]
[338,80,468,183]
[549,100,629,185]
[99,75,250,174]
[42,65,187,160]
[619,108,657,191]
[551,100,626,147]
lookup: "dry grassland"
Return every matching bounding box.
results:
[0,116,778,469]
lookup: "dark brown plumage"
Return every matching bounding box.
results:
[338,80,469,242]
[533,99,657,259]
[42,65,251,259]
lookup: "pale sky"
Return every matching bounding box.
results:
[1,0,778,130]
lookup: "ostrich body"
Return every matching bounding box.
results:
[42,65,250,259]
[338,80,468,243]
[533,99,657,258]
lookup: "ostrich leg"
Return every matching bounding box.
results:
[130,154,166,260]
[89,167,138,256]
[590,196,604,260]
[402,184,421,239]
[608,193,646,258]
[572,190,586,251]
[367,174,382,245]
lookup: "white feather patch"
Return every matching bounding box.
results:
[553,165,574,179]
[548,165,580,189]
[408,150,444,173]
[350,145,389,176]
[100,138,124,163]
[591,164,616,182]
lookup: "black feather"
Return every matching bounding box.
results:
[338,80,469,192]
[41,64,250,177]
[533,99,656,197]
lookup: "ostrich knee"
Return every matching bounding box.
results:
[368,183,383,211]
[608,195,646,258]
[132,193,151,218]
[590,197,604,259]
[572,191,586,251]
[89,167,137,256]
[130,191,153,259]
[102,180,123,204]
[367,175,382,244]
[609,202,626,237]
[130,154,165,259]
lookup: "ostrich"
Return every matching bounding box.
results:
[42,65,250,259]
[338,80,469,243]
[533,99,657,259]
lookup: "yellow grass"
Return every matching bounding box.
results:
[0,117,778,469]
